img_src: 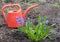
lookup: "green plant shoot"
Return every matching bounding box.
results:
[18,16,50,41]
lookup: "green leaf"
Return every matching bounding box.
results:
[18,15,50,41]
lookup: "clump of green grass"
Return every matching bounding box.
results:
[18,16,50,41]
[52,3,60,8]
[22,0,41,6]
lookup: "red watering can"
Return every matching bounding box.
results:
[2,4,38,28]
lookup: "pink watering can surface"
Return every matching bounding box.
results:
[1,4,38,28]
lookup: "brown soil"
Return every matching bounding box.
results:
[0,0,60,42]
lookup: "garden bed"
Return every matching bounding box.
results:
[0,0,60,42]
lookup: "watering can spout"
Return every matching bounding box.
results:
[22,4,38,18]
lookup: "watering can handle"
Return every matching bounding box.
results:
[2,4,21,21]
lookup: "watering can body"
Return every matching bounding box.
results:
[2,4,38,28]
[7,10,22,27]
